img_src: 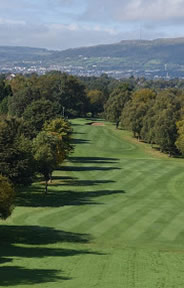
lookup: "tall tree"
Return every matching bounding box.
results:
[0,175,14,220]
[58,74,88,117]
[121,89,156,139]
[104,83,133,125]
[0,117,35,185]
[87,89,104,117]
[151,89,181,154]
[43,117,73,163]
[175,120,184,155]
[23,99,60,139]
[32,131,60,194]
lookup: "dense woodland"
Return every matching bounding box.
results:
[0,72,184,220]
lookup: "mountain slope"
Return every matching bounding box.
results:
[1,38,184,78]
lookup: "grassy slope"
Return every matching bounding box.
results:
[1,119,184,287]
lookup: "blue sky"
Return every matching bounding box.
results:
[1,0,184,50]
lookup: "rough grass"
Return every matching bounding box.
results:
[1,118,184,287]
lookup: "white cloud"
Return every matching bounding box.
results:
[117,0,184,21]
[0,18,25,26]
[0,0,184,49]
[81,0,184,23]
[50,23,79,31]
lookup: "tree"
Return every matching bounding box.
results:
[58,74,88,117]
[0,79,12,116]
[153,108,178,154]
[121,89,156,139]
[0,79,12,103]
[23,99,60,138]
[0,97,9,115]
[150,89,181,154]
[80,74,114,101]
[0,117,35,185]
[8,86,38,117]
[0,175,14,219]
[32,131,60,194]
[43,117,73,163]
[175,120,184,155]
[104,83,133,124]
[33,117,73,194]
[87,90,104,116]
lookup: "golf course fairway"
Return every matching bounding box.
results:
[1,118,184,287]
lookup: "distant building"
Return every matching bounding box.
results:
[6,73,16,81]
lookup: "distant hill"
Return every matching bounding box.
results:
[0,46,52,64]
[1,38,184,78]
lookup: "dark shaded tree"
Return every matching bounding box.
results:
[23,99,60,138]
[0,117,35,185]
[0,175,14,219]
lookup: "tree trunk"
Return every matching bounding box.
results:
[45,180,48,195]
[48,173,52,184]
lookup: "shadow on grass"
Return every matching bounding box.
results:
[0,267,70,286]
[71,138,91,144]
[0,225,91,245]
[72,131,86,135]
[16,188,125,207]
[85,118,102,121]
[52,179,115,187]
[0,225,101,286]
[71,123,82,126]
[69,156,119,164]
[59,166,121,172]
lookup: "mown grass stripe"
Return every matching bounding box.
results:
[121,202,173,241]
[95,193,171,245]
[157,211,184,241]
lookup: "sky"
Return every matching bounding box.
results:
[1,0,184,50]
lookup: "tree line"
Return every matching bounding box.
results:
[0,72,80,219]
[104,82,184,157]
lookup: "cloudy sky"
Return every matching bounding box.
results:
[1,0,184,50]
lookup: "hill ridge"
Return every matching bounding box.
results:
[1,37,184,78]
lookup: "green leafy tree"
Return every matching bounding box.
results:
[0,117,35,185]
[121,89,156,139]
[8,86,39,117]
[33,117,73,193]
[0,97,9,115]
[153,108,178,154]
[0,79,12,116]
[0,175,15,219]
[151,89,181,154]
[58,74,88,117]
[140,108,156,145]
[175,120,184,155]
[23,99,59,138]
[43,118,73,163]
[32,131,60,194]
[0,79,12,103]
[87,90,104,116]
[104,83,133,124]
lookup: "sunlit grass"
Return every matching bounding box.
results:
[1,118,184,287]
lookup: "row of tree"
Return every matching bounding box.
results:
[0,115,73,219]
[104,84,184,156]
[0,73,80,219]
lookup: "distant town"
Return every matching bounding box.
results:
[0,60,177,80]
[1,38,184,79]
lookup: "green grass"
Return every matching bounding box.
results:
[1,119,184,287]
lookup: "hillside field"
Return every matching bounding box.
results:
[1,119,184,287]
